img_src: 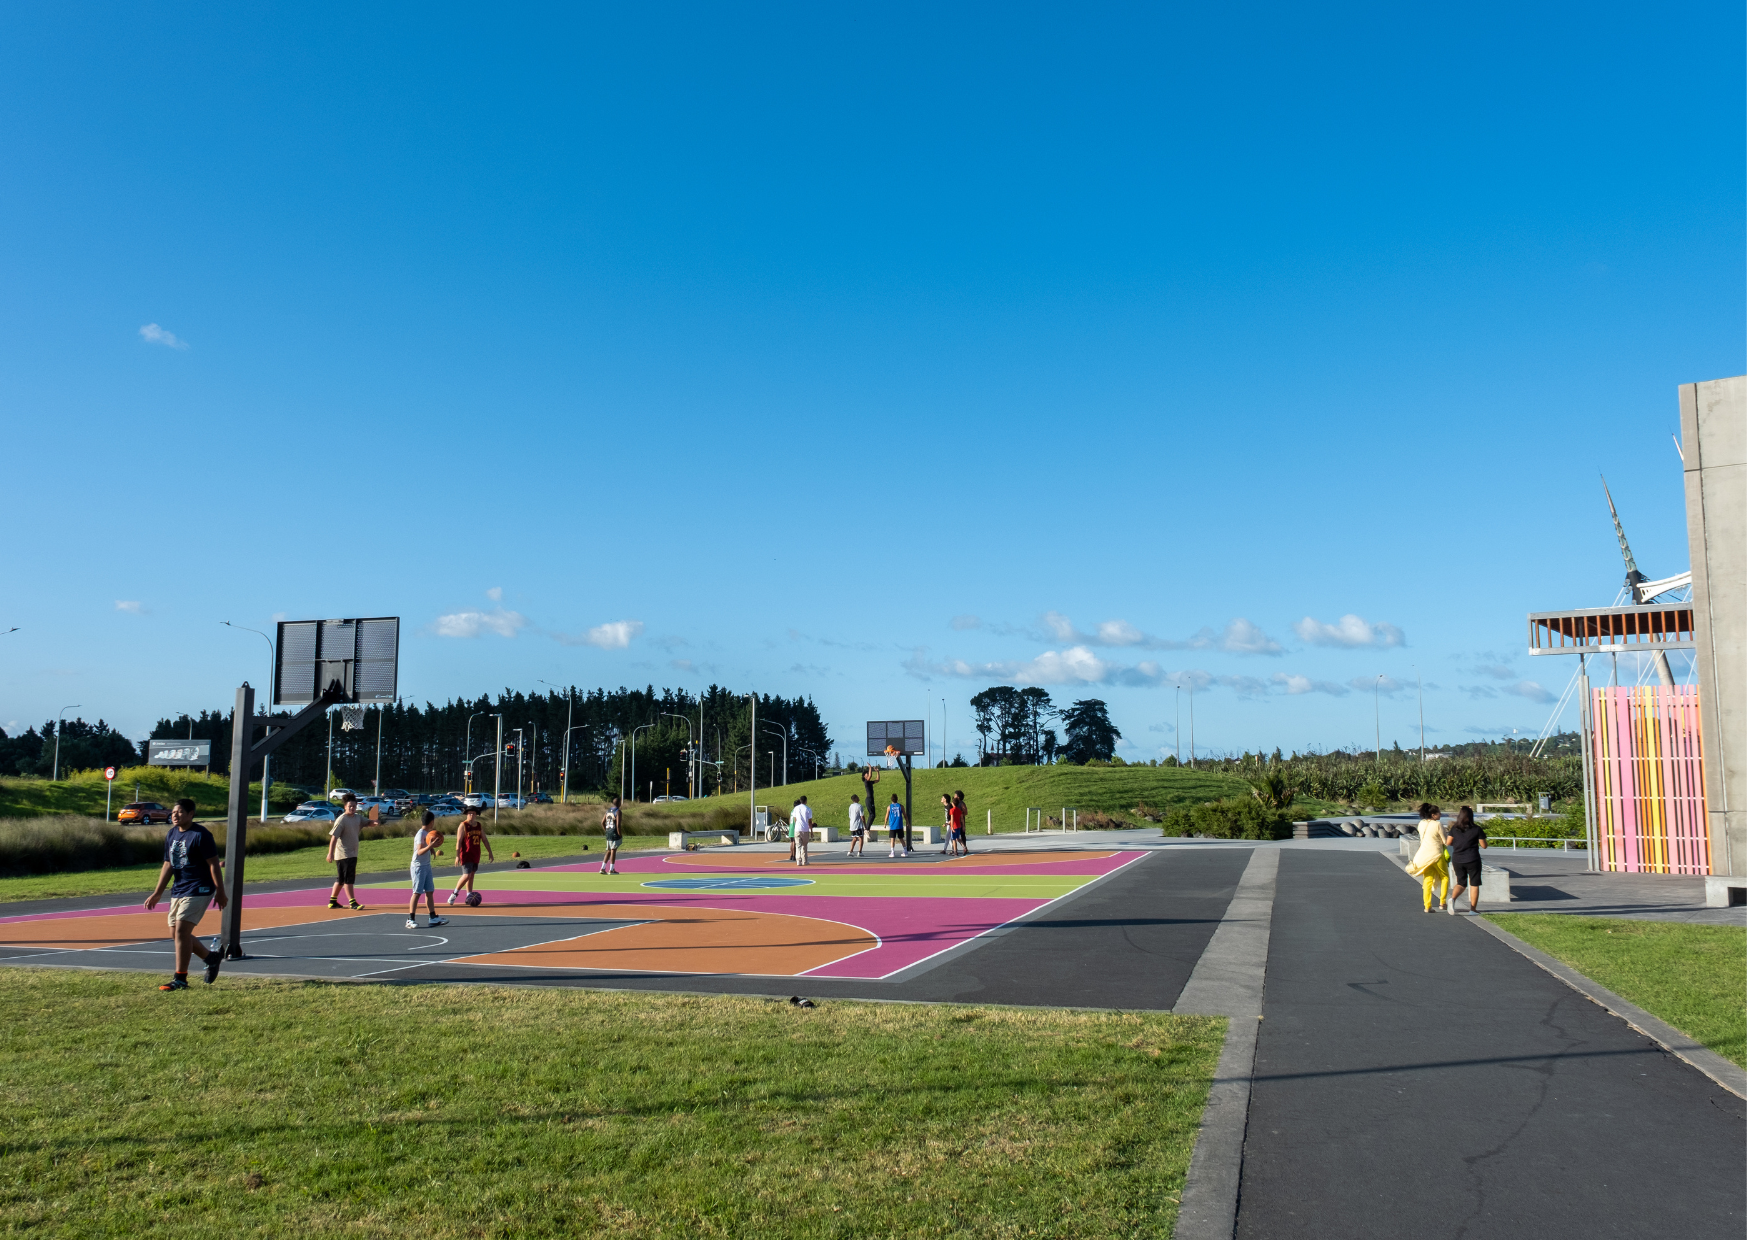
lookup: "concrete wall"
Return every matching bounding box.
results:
[1680,376,1745,878]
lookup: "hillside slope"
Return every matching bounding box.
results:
[668,764,1263,832]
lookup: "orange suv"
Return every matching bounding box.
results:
[118,802,172,825]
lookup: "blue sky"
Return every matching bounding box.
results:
[1,3,1741,763]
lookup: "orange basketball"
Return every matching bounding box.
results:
[427,832,444,851]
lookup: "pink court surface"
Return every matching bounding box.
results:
[0,849,1146,983]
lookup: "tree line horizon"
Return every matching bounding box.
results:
[0,682,1572,796]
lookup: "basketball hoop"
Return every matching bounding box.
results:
[339,705,366,731]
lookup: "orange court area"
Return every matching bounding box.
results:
[449,903,878,975]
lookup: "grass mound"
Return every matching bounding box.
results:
[0,971,1223,1239]
[1487,914,1747,1066]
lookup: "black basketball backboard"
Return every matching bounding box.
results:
[274,617,399,707]
[866,719,925,756]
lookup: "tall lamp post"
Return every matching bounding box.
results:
[661,712,696,798]
[1374,675,1385,765]
[539,681,574,803]
[223,621,276,822]
[762,726,789,785]
[630,722,658,803]
[52,704,82,780]
[463,711,487,794]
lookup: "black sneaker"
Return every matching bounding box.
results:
[159,978,189,991]
[327,900,342,910]
[203,952,222,985]
[348,900,365,911]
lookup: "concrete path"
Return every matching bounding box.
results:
[1236,849,1745,1238]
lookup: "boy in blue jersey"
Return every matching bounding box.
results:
[885,794,908,858]
[143,799,228,990]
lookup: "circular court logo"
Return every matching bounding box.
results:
[641,876,815,891]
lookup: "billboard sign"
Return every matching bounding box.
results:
[148,739,212,767]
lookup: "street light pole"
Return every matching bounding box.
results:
[661,712,696,799]
[630,722,658,802]
[464,711,486,794]
[513,728,525,808]
[539,682,575,804]
[1416,669,1425,763]
[1175,683,1181,765]
[1188,682,1195,769]
[52,704,82,780]
[762,726,788,785]
[222,622,277,822]
[1374,675,1384,764]
[492,714,503,825]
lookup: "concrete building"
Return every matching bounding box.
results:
[1680,376,1745,895]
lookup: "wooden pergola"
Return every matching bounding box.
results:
[1527,603,1696,657]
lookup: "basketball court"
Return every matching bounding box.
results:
[0,846,1151,985]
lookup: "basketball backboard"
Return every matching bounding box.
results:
[274,617,399,707]
[866,719,925,756]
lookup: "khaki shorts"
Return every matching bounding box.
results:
[167,894,212,929]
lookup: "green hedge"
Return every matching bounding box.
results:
[1160,798,1292,841]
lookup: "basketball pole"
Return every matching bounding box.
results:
[901,752,913,852]
[220,680,347,960]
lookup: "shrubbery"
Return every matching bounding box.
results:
[1160,798,1292,841]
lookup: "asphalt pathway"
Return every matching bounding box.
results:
[1237,849,1745,1239]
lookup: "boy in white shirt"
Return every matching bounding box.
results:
[790,796,813,867]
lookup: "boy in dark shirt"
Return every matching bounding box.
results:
[143,798,228,989]
[1445,805,1489,915]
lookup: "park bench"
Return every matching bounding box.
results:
[667,829,742,850]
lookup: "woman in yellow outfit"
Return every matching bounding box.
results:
[1405,802,1450,912]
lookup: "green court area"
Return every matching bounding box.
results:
[0,969,1222,1239]
[1487,914,1747,1067]
[430,865,1091,901]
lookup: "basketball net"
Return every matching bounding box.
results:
[339,705,366,731]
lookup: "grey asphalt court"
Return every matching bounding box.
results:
[1236,849,1745,1239]
[0,912,654,979]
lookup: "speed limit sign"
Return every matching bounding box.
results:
[103,766,117,781]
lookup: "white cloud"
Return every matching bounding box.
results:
[1294,614,1405,648]
[904,645,1169,687]
[1476,663,1516,681]
[114,600,146,615]
[569,619,643,650]
[1273,673,1349,696]
[1215,618,1283,655]
[951,615,982,631]
[434,608,527,638]
[138,323,188,350]
[485,586,503,602]
[1038,612,1282,655]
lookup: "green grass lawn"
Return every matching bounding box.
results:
[1486,914,1747,1067]
[0,970,1223,1239]
[663,764,1335,830]
[0,835,637,904]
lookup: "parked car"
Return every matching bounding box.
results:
[283,802,340,823]
[118,802,171,825]
[530,791,553,804]
[429,799,465,817]
[357,797,401,819]
[494,794,528,810]
[651,795,688,803]
[411,793,443,806]
[460,793,495,808]
[327,787,358,803]
[379,788,410,800]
